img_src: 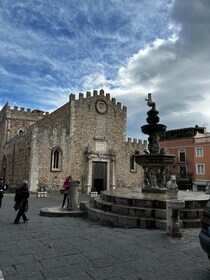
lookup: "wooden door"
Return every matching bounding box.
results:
[92,162,107,193]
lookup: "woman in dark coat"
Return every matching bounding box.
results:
[14,180,30,224]
[0,177,6,208]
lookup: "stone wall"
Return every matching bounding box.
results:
[0,103,8,175]
[69,90,127,179]
[1,89,147,192]
[30,127,72,191]
[2,131,31,188]
[6,105,47,141]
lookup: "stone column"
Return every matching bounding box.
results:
[29,126,39,192]
[85,155,92,194]
[110,156,116,190]
[67,180,80,210]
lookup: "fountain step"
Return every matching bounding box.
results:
[101,192,166,209]
[85,202,167,229]
[94,197,167,219]
[180,208,204,219]
[96,198,204,220]
[185,200,207,209]
[84,202,202,229]
[82,189,209,229]
[101,190,209,208]
[182,218,201,228]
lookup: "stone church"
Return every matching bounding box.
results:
[0,89,147,193]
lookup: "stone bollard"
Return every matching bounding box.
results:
[166,198,185,237]
[165,175,185,237]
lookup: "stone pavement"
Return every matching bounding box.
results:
[0,193,210,280]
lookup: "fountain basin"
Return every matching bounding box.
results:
[141,123,166,135]
[135,153,175,167]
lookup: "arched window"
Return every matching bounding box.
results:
[51,147,62,171]
[18,129,23,134]
[130,151,138,172]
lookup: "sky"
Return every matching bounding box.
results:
[0,0,210,140]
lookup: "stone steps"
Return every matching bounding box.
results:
[82,190,207,229]
[101,192,166,209]
[182,218,201,228]
[94,197,204,219]
[185,200,207,209]
[85,201,203,229]
[94,197,166,219]
[85,202,167,229]
[180,208,204,219]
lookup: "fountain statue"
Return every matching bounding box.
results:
[135,93,175,193]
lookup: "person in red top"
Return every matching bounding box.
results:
[61,176,72,208]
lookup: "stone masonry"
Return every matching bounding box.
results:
[0,90,147,193]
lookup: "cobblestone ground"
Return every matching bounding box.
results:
[0,193,210,280]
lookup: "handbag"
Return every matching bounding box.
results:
[64,189,70,195]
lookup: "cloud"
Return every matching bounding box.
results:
[1,0,210,140]
[111,0,210,138]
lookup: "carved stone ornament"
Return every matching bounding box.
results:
[95,100,108,114]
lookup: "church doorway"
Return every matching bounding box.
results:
[92,161,107,193]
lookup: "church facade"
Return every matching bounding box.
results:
[0,89,146,193]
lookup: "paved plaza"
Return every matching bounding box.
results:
[0,193,210,280]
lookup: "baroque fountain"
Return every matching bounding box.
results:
[135,93,175,193]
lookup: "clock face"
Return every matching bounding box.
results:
[95,100,108,114]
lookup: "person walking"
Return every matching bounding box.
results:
[14,180,30,224]
[61,176,72,208]
[0,177,6,208]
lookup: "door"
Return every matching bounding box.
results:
[92,162,107,193]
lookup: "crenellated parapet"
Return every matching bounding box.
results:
[10,105,49,117]
[69,89,127,112]
[0,103,49,143]
[126,138,147,152]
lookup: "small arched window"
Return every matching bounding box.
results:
[18,129,23,134]
[130,151,138,173]
[51,147,63,171]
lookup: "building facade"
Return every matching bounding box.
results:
[160,126,210,190]
[0,89,147,193]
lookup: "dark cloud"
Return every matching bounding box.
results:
[116,0,210,139]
